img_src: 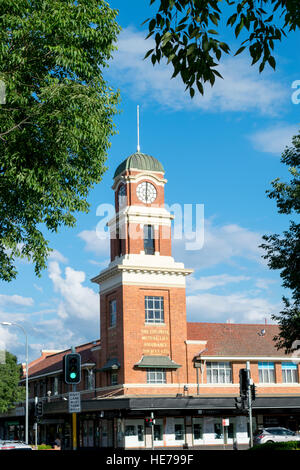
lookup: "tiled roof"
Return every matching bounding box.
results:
[27,340,100,379]
[187,322,291,357]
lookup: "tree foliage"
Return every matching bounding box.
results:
[260,131,300,352]
[0,0,120,282]
[144,0,300,97]
[0,351,25,413]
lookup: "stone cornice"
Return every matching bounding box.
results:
[91,264,193,285]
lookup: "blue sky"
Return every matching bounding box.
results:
[1,1,300,363]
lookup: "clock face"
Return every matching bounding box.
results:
[118,184,127,206]
[136,181,157,204]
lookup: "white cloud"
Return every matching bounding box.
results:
[48,261,99,323]
[0,294,34,307]
[187,273,250,292]
[48,249,68,264]
[78,230,110,257]
[187,292,280,323]
[173,219,264,270]
[255,278,277,290]
[33,283,43,293]
[248,123,299,155]
[108,27,287,115]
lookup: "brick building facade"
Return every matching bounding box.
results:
[1,150,300,448]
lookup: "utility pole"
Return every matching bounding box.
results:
[246,361,254,448]
[151,412,154,450]
[34,397,38,449]
[71,346,77,451]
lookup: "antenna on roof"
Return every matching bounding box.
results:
[137,105,140,153]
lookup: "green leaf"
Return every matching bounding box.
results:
[234,46,246,56]
[268,55,276,70]
[143,48,155,60]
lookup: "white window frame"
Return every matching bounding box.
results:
[282,363,298,383]
[258,362,275,383]
[145,296,164,324]
[206,362,232,384]
[146,369,166,384]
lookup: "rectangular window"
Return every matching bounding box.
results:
[145,296,164,323]
[137,425,144,442]
[111,372,118,386]
[147,369,166,384]
[193,423,202,441]
[53,377,58,396]
[85,369,95,390]
[125,426,136,436]
[109,299,117,328]
[206,362,232,383]
[175,424,184,441]
[258,362,275,383]
[282,362,298,383]
[144,225,155,255]
[214,423,223,440]
[154,424,163,441]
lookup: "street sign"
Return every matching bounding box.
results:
[68,391,81,413]
[222,418,229,427]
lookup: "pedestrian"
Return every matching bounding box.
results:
[54,436,61,450]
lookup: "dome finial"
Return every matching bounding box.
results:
[137,105,140,153]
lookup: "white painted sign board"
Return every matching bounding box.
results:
[68,391,81,413]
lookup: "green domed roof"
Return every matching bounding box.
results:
[113,152,164,179]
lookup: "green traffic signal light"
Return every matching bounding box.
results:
[63,353,81,385]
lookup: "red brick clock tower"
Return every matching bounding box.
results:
[92,151,193,395]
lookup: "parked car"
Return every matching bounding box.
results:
[0,440,33,450]
[253,427,300,445]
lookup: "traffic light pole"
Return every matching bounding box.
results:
[151,412,154,450]
[34,396,38,450]
[71,346,77,451]
[246,362,254,448]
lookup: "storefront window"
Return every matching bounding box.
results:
[193,423,202,440]
[175,424,184,441]
[137,425,144,442]
[228,423,234,439]
[125,425,136,436]
[154,424,163,441]
[214,423,223,439]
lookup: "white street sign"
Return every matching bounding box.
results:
[68,392,81,413]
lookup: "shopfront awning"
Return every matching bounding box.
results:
[98,358,120,372]
[135,356,181,369]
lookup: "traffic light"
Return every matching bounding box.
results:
[145,417,155,426]
[251,383,257,401]
[239,368,250,397]
[235,396,247,410]
[63,353,81,385]
[35,401,43,417]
